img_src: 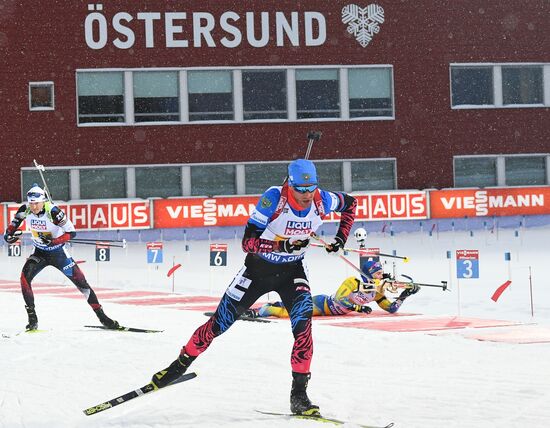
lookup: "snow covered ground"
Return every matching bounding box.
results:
[1,225,550,428]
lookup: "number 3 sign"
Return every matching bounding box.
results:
[456,249,479,279]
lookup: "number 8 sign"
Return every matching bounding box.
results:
[456,250,479,279]
[95,244,110,262]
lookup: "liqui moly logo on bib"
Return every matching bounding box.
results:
[285,220,312,235]
[30,219,47,230]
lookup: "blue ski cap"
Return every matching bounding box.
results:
[288,159,318,186]
[27,184,46,203]
[361,260,383,281]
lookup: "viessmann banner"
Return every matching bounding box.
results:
[430,187,550,218]
[153,191,428,228]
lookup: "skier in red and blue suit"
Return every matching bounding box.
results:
[151,158,356,416]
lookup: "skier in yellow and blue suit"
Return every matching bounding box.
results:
[247,260,419,318]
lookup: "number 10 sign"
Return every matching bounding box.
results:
[456,249,479,279]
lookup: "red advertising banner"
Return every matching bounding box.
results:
[456,249,479,260]
[153,191,429,228]
[6,200,151,231]
[430,187,550,218]
[154,197,258,228]
[146,242,163,250]
[210,244,228,252]
[349,192,428,220]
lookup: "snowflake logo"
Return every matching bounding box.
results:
[342,4,385,48]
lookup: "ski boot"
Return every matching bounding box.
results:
[25,305,38,331]
[290,372,320,416]
[94,307,120,329]
[152,350,196,389]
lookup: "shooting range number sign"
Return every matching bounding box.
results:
[8,241,22,257]
[95,244,110,262]
[210,244,228,266]
[456,249,479,279]
[147,242,163,264]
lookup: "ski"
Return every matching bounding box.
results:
[84,325,163,333]
[83,372,197,416]
[255,410,394,428]
[203,312,272,323]
[2,329,47,339]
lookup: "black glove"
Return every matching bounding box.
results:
[352,304,372,314]
[38,232,53,246]
[399,283,420,299]
[4,230,18,244]
[280,238,310,253]
[325,236,344,254]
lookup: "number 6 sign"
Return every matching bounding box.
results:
[210,244,228,266]
[456,249,479,279]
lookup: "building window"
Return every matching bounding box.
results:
[77,65,395,126]
[245,163,287,194]
[80,168,127,199]
[133,71,179,122]
[188,70,233,121]
[21,169,70,202]
[502,66,543,105]
[77,72,124,123]
[348,68,393,117]
[451,66,494,107]
[505,156,546,186]
[454,157,497,188]
[243,70,287,120]
[317,161,343,191]
[191,165,236,196]
[351,160,396,191]
[135,167,182,198]
[296,69,340,119]
[29,82,54,111]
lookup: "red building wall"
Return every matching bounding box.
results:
[1,0,548,202]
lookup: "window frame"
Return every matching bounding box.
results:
[76,65,395,127]
[450,63,550,110]
[453,154,550,188]
[20,157,400,200]
[28,81,55,111]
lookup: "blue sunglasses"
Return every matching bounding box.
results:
[293,184,318,193]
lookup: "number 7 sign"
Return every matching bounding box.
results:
[147,242,164,264]
[456,249,479,279]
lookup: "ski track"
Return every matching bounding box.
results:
[2,228,550,428]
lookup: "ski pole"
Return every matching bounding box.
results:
[33,159,54,204]
[310,243,409,262]
[310,233,371,280]
[70,239,126,248]
[67,238,126,244]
